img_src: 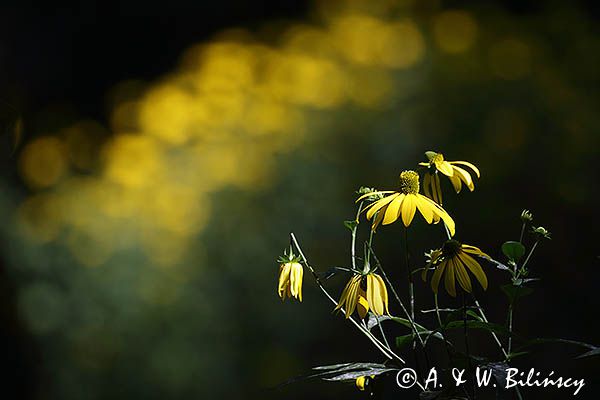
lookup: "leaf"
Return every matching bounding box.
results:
[445,320,509,336]
[279,362,393,387]
[502,241,526,261]
[576,348,600,359]
[466,310,483,321]
[343,220,358,231]
[367,314,392,330]
[517,338,597,352]
[323,367,398,381]
[506,351,529,360]
[395,334,414,349]
[501,284,533,304]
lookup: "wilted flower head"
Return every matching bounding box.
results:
[532,226,551,240]
[419,151,480,205]
[357,170,455,236]
[422,240,489,297]
[277,251,304,302]
[521,209,533,222]
[335,273,389,319]
[356,186,384,202]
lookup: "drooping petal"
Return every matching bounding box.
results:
[433,173,443,204]
[423,173,432,199]
[444,258,457,297]
[431,260,447,294]
[448,173,463,193]
[366,194,397,220]
[374,274,389,314]
[449,161,480,178]
[278,263,291,299]
[436,160,454,177]
[453,257,472,293]
[418,162,430,167]
[346,276,361,318]
[452,165,475,191]
[458,252,488,290]
[335,276,354,312]
[401,194,417,227]
[415,195,434,224]
[367,274,384,315]
[462,245,490,259]
[357,288,369,319]
[292,263,304,301]
[421,195,456,236]
[382,194,404,225]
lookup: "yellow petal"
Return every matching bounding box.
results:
[278,263,291,298]
[346,276,361,317]
[357,289,369,319]
[452,165,475,191]
[374,274,389,314]
[421,195,455,236]
[415,195,434,224]
[453,257,472,293]
[448,173,462,193]
[449,161,480,178]
[431,260,447,294]
[366,194,397,220]
[433,173,443,204]
[458,252,488,290]
[401,194,417,227]
[423,173,432,199]
[335,277,353,312]
[382,194,404,225]
[418,162,430,167]
[462,245,490,259]
[437,160,454,176]
[367,274,383,315]
[445,258,457,297]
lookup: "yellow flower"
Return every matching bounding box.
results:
[335,273,389,319]
[422,240,489,297]
[357,170,455,236]
[419,151,480,205]
[278,261,304,301]
[355,375,374,391]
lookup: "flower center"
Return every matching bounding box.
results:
[442,240,462,258]
[399,170,420,194]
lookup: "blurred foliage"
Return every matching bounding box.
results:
[0,0,598,399]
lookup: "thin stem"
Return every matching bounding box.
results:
[519,222,526,244]
[290,233,405,364]
[351,202,364,270]
[434,293,454,364]
[520,240,539,270]
[404,228,415,322]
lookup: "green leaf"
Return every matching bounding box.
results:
[445,320,509,336]
[576,348,600,359]
[502,241,526,261]
[517,338,597,352]
[466,310,483,321]
[395,334,414,349]
[343,220,358,231]
[501,284,534,304]
[506,351,529,361]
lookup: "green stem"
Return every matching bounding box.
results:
[519,222,526,244]
[520,240,539,270]
[463,292,476,400]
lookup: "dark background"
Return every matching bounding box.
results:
[1,1,599,399]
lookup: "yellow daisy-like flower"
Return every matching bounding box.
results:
[278,261,304,301]
[357,170,455,236]
[422,240,489,297]
[334,273,389,319]
[419,151,480,205]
